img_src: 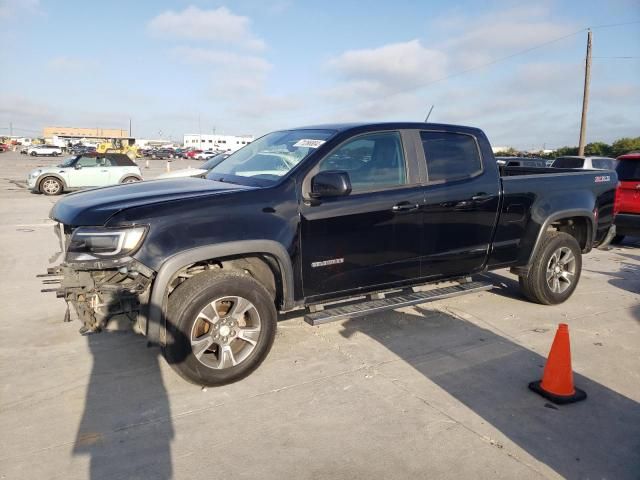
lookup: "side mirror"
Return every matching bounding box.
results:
[310,170,352,198]
[74,164,82,170]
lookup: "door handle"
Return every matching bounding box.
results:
[100,170,108,172]
[471,193,493,201]
[392,202,420,212]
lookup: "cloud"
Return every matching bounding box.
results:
[169,47,271,75]
[328,40,448,92]
[147,6,265,51]
[47,56,98,72]
[0,0,41,19]
[439,5,579,69]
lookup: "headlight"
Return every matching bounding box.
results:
[66,226,147,261]
[30,170,42,177]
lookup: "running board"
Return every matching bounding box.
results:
[304,281,493,326]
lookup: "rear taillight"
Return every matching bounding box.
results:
[613,182,621,216]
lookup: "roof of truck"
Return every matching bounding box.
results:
[290,122,483,134]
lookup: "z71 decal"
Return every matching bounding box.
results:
[594,175,610,183]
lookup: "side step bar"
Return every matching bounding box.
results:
[304,281,493,326]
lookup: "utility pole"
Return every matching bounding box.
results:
[578,29,592,156]
[129,117,132,137]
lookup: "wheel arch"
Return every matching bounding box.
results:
[36,173,68,192]
[146,240,295,346]
[118,173,143,183]
[526,209,595,266]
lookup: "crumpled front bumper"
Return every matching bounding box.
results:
[40,259,155,335]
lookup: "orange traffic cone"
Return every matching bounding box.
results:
[529,323,587,404]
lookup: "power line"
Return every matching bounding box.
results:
[589,20,640,29]
[593,56,640,59]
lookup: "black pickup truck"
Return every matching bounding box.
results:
[44,122,617,386]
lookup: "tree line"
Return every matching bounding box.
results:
[496,136,640,159]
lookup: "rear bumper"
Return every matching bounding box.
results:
[615,213,640,237]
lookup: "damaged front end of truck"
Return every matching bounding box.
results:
[40,223,155,335]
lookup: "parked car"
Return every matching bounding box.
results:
[0,143,9,152]
[68,145,96,155]
[45,122,617,386]
[194,150,220,160]
[27,145,63,157]
[27,153,142,195]
[495,157,547,168]
[186,149,203,158]
[156,153,231,179]
[149,148,176,159]
[551,156,617,170]
[612,153,640,243]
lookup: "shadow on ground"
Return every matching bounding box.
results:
[73,332,173,480]
[339,307,640,479]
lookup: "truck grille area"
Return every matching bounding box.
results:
[44,261,154,334]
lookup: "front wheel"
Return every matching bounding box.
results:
[40,177,63,196]
[163,270,277,386]
[30,151,37,156]
[121,176,140,184]
[519,231,582,305]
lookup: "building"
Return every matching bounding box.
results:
[43,127,129,138]
[183,133,254,152]
[43,126,134,148]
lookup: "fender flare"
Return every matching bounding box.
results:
[145,240,295,345]
[117,173,143,183]
[526,209,595,265]
[36,173,68,192]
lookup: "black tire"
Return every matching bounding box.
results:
[30,151,37,156]
[611,235,625,244]
[519,231,582,305]
[39,176,63,196]
[52,152,60,156]
[163,270,277,386]
[121,176,140,184]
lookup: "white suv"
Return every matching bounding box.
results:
[551,156,617,170]
[27,145,63,157]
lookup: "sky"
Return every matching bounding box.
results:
[0,0,638,149]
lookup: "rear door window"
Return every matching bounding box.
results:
[591,159,615,170]
[616,160,640,181]
[553,157,584,168]
[419,131,482,182]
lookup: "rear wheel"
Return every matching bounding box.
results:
[121,176,140,184]
[163,270,277,386]
[519,231,582,305]
[30,151,37,156]
[40,177,63,196]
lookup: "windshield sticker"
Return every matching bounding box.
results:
[293,139,326,148]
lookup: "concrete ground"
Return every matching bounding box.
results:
[0,150,638,479]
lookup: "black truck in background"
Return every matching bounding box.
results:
[45,122,617,386]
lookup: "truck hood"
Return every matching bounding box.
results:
[50,177,254,226]
[156,167,207,179]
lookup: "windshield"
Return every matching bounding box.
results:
[552,157,584,168]
[202,154,229,170]
[207,129,335,184]
[58,156,79,167]
[616,159,640,181]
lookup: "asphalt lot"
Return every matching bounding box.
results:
[0,150,639,479]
